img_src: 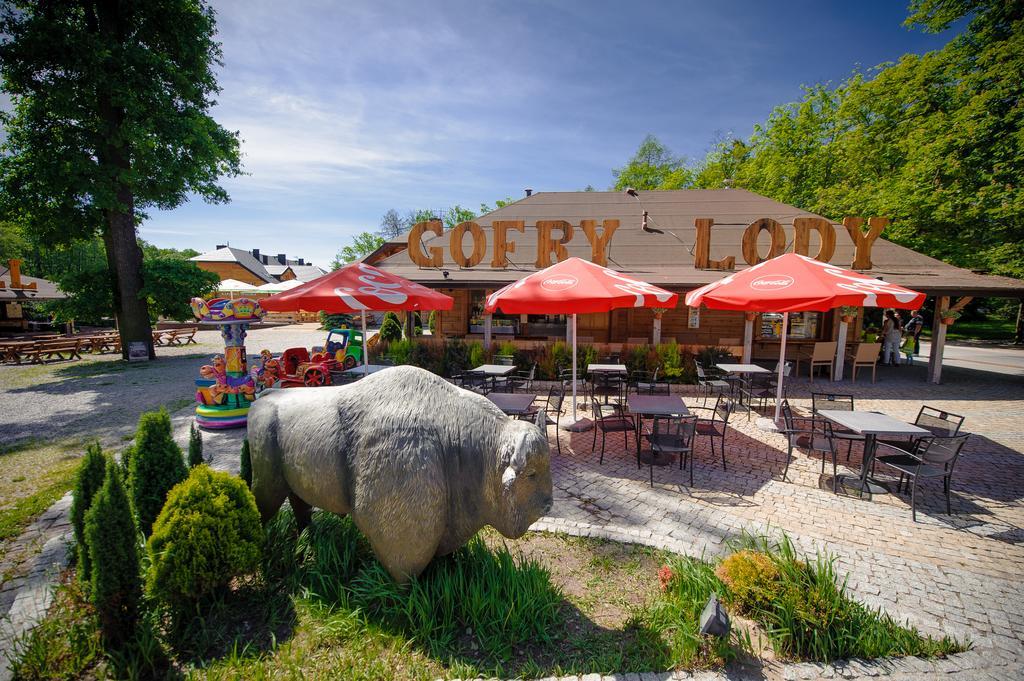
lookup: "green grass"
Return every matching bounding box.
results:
[0,440,80,545]
[940,318,1016,342]
[721,534,968,662]
[9,515,970,679]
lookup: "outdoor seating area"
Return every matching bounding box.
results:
[0,325,200,364]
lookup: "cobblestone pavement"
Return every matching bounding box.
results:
[535,363,1024,678]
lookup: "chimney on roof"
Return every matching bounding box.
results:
[277,253,287,265]
[216,244,227,250]
[251,248,260,261]
[298,258,305,265]
[524,188,533,197]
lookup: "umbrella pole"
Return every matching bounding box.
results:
[571,313,578,422]
[361,310,368,375]
[774,312,789,423]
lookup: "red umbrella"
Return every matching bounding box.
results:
[261,262,454,373]
[685,253,925,420]
[485,257,678,423]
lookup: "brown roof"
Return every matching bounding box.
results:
[373,189,1024,297]
[0,267,66,301]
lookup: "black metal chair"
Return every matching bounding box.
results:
[875,434,970,521]
[591,392,633,464]
[695,362,730,407]
[878,406,966,450]
[645,415,698,486]
[779,399,838,488]
[691,395,734,471]
[527,386,565,456]
[631,366,670,395]
[811,392,865,461]
[508,363,536,393]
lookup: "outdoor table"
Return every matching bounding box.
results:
[627,394,690,465]
[817,409,931,497]
[715,363,769,404]
[487,392,537,417]
[587,363,627,374]
[471,363,517,392]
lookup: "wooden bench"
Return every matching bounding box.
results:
[164,327,199,346]
[153,330,168,346]
[24,339,83,363]
[80,333,120,354]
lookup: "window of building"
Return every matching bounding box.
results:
[468,291,519,335]
[759,312,822,340]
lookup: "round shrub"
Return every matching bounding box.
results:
[379,311,403,342]
[715,549,780,614]
[145,465,262,609]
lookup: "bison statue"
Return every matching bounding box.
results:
[247,365,553,582]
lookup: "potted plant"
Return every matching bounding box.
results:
[839,305,859,323]
[940,308,962,325]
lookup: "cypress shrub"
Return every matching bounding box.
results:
[379,311,403,343]
[70,442,107,585]
[129,409,188,536]
[187,421,204,468]
[84,461,141,650]
[239,438,252,489]
[146,465,263,610]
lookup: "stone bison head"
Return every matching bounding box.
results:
[491,419,553,539]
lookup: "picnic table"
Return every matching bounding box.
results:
[817,410,931,497]
[162,327,199,346]
[628,394,690,465]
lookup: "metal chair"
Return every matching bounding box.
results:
[695,362,730,406]
[740,364,789,419]
[591,392,633,464]
[811,392,865,461]
[877,405,965,451]
[528,386,565,456]
[508,363,536,393]
[779,399,838,488]
[631,366,669,395]
[645,415,697,486]
[691,395,734,471]
[875,434,970,521]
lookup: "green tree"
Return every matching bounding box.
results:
[70,443,108,587]
[479,196,516,214]
[0,1,241,360]
[141,255,220,320]
[84,461,141,650]
[331,232,386,269]
[128,409,188,536]
[443,204,477,230]
[694,1,1024,279]
[612,134,693,190]
[378,208,407,239]
[379,311,403,343]
[0,221,29,262]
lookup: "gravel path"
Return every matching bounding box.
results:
[0,323,331,448]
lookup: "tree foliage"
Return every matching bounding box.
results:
[612,134,693,191]
[188,421,204,468]
[330,232,386,269]
[626,1,1024,280]
[0,0,241,357]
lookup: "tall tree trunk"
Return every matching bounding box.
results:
[94,0,154,360]
[1015,299,1023,345]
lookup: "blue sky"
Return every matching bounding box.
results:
[140,0,956,268]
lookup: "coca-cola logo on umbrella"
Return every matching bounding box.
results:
[749,275,794,291]
[540,275,578,291]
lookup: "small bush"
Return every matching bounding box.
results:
[146,465,263,610]
[128,409,188,536]
[467,340,487,368]
[379,311,403,342]
[84,461,141,650]
[187,421,203,468]
[240,438,252,489]
[439,338,470,376]
[428,310,437,333]
[715,550,780,613]
[70,442,107,586]
[551,341,572,374]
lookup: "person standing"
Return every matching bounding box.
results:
[904,309,925,362]
[881,309,902,366]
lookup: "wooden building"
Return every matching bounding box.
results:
[190,247,326,287]
[368,189,1024,382]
